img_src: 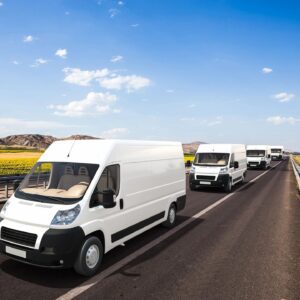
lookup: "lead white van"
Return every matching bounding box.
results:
[189,144,247,192]
[246,145,271,169]
[270,145,284,160]
[0,140,186,276]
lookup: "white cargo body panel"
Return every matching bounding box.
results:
[0,139,186,276]
[189,144,247,192]
[246,145,271,169]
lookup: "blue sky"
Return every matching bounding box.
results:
[0,0,299,150]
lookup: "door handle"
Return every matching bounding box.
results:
[119,199,124,210]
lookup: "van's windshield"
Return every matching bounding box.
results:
[15,162,99,204]
[271,149,282,153]
[194,153,230,167]
[247,150,265,157]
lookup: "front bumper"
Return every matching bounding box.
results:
[247,161,267,169]
[0,227,85,268]
[271,155,282,160]
[189,173,230,188]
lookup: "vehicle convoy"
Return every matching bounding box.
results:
[270,145,284,160]
[189,144,247,192]
[246,145,271,169]
[0,140,186,276]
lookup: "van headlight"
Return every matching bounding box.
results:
[1,201,10,215]
[190,166,196,174]
[219,167,228,174]
[51,204,81,225]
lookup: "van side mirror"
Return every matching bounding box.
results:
[186,160,191,167]
[102,189,116,209]
[267,154,271,158]
[234,161,239,169]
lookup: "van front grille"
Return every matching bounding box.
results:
[1,226,37,247]
[196,175,215,181]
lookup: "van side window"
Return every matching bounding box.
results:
[90,165,120,207]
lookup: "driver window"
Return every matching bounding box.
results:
[90,164,120,207]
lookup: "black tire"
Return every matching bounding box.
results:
[224,178,232,193]
[74,236,104,277]
[189,184,197,191]
[162,203,177,228]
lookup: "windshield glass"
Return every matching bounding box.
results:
[194,153,230,167]
[15,162,99,204]
[247,150,265,157]
[271,148,282,153]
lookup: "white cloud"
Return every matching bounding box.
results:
[262,67,273,74]
[180,116,223,126]
[55,48,67,59]
[207,116,223,126]
[111,55,123,63]
[65,11,70,15]
[0,2,3,7]
[99,75,150,91]
[180,117,196,122]
[0,118,71,135]
[266,116,299,125]
[30,58,47,67]
[23,35,35,42]
[273,92,295,103]
[101,128,128,139]
[49,92,117,117]
[109,8,120,18]
[63,67,150,92]
[63,67,109,86]
[188,104,196,108]
[131,24,139,27]
[12,60,20,65]
[118,1,124,5]
[166,89,174,93]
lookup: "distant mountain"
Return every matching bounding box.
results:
[182,141,206,154]
[0,134,99,149]
[0,134,205,153]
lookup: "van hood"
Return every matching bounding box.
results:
[194,165,222,176]
[1,195,74,227]
[247,157,263,163]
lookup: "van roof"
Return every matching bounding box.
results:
[196,144,245,153]
[39,139,182,164]
[246,145,270,150]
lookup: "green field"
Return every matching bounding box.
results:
[294,156,300,166]
[0,149,196,176]
[0,151,42,176]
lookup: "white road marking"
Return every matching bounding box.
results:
[57,161,283,300]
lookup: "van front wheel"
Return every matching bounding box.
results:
[74,236,104,277]
[162,203,177,228]
[224,178,232,193]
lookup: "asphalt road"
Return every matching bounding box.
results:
[1,158,300,300]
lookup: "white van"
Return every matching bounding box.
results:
[0,140,186,276]
[246,145,271,169]
[189,144,247,192]
[270,145,284,160]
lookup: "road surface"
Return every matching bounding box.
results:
[0,158,299,300]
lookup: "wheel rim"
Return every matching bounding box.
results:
[169,207,176,224]
[85,244,100,269]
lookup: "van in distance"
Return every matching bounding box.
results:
[189,144,247,192]
[0,140,186,276]
[246,145,271,169]
[270,145,284,160]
